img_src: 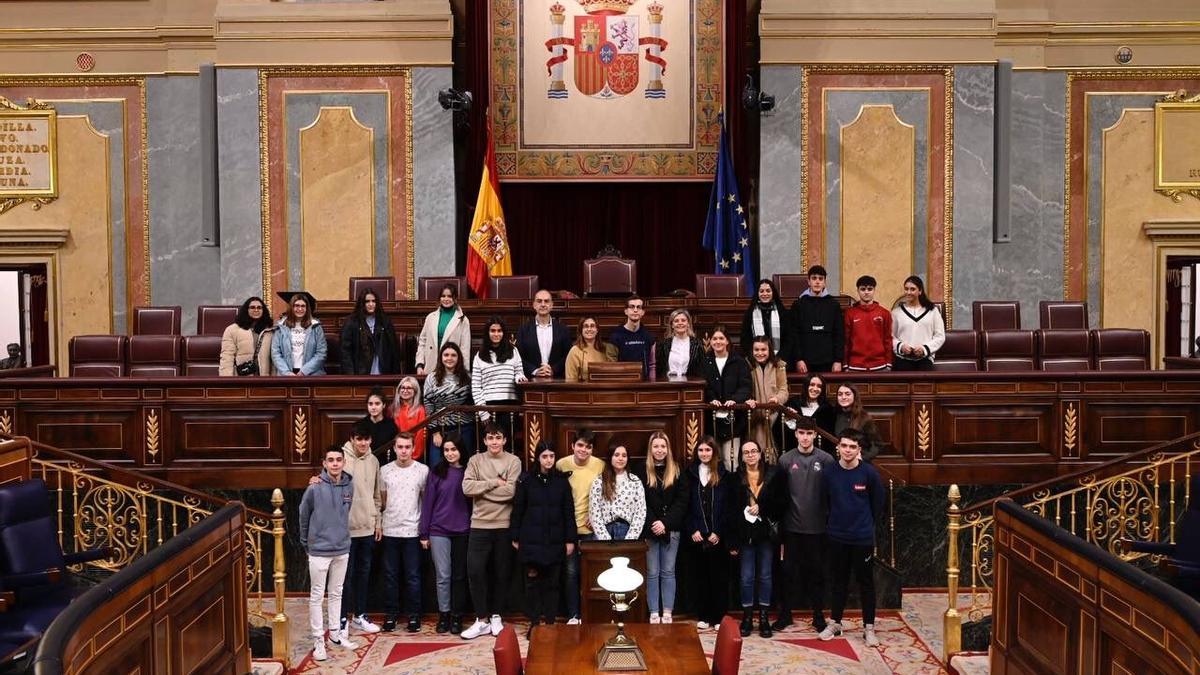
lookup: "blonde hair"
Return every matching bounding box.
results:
[393,376,422,411]
[645,431,679,489]
[667,308,695,337]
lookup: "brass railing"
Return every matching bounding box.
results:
[943,431,1200,661]
[0,435,290,666]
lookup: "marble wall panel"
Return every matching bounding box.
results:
[951,65,995,327]
[995,70,1065,328]
[147,75,219,334]
[216,68,264,305]
[411,67,456,286]
[758,66,803,279]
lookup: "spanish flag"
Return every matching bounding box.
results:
[466,115,511,299]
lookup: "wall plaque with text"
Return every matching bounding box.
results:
[1155,90,1200,202]
[0,96,58,215]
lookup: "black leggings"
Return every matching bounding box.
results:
[691,543,729,625]
[524,561,563,625]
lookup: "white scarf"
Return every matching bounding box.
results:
[751,306,782,352]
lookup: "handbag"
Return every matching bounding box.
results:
[236,331,265,376]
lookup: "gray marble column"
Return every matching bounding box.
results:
[216,68,264,305]
[758,66,804,279]
[951,65,995,329]
[411,67,457,292]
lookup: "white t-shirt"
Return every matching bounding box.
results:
[289,326,306,369]
[379,461,429,538]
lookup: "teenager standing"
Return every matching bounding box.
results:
[638,432,689,624]
[686,436,731,631]
[891,275,945,371]
[419,436,472,634]
[555,430,605,624]
[589,442,646,541]
[729,440,781,638]
[379,433,429,632]
[299,446,358,661]
[789,265,843,374]
[512,441,577,633]
[843,275,893,372]
[339,422,383,636]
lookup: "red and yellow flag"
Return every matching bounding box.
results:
[466,116,511,299]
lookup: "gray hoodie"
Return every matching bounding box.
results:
[776,445,834,534]
[299,469,354,556]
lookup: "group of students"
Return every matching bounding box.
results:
[298,414,886,661]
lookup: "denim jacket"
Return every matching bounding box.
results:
[270,319,328,375]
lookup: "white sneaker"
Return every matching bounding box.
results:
[489,614,504,636]
[461,619,490,640]
[353,615,381,634]
[566,616,581,625]
[696,620,711,630]
[649,613,661,624]
[818,622,843,641]
[329,629,359,650]
[864,624,879,647]
[312,639,328,662]
[661,611,673,624]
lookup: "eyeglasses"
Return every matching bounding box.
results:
[399,385,415,391]
[248,305,264,310]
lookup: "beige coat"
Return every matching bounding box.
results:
[749,359,789,462]
[415,307,471,372]
[219,324,276,376]
[564,342,619,382]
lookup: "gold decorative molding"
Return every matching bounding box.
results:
[1154,90,1200,203]
[0,96,58,216]
[916,403,932,458]
[0,409,12,435]
[526,414,542,466]
[1063,402,1078,456]
[686,411,700,461]
[942,66,956,329]
[144,407,160,463]
[292,406,308,460]
[799,66,810,268]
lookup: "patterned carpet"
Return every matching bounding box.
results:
[257,592,989,674]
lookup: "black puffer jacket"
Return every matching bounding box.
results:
[340,313,401,375]
[636,460,691,538]
[511,468,577,567]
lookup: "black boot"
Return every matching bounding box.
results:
[758,607,773,638]
[436,612,450,633]
[739,607,753,637]
[770,610,793,632]
[449,614,463,634]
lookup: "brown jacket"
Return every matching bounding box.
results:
[749,358,789,462]
[219,324,276,376]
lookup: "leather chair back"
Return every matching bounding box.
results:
[183,335,222,376]
[972,301,1021,331]
[1038,329,1092,371]
[492,625,523,675]
[933,330,980,371]
[982,329,1038,371]
[418,276,469,301]
[583,256,637,297]
[1092,328,1150,370]
[128,335,183,377]
[490,275,539,300]
[196,305,239,336]
[0,479,65,575]
[69,335,128,377]
[349,276,396,302]
[695,274,744,298]
[132,305,182,335]
[712,616,743,675]
[772,273,808,300]
[1039,301,1088,330]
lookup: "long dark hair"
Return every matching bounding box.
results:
[533,440,561,477]
[693,435,721,487]
[899,275,935,311]
[432,433,464,479]
[479,316,514,363]
[351,288,388,324]
[235,296,272,332]
[837,382,872,430]
[803,373,827,406]
[600,440,628,502]
[753,278,785,310]
[432,341,469,386]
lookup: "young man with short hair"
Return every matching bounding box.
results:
[820,428,885,647]
[340,421,383,634]
[790,265,844,374]
[610,295,656,379]
[461,423,523,639]
[771,416,834,633]
[843,275,893,372]
[555,429,605,623]
[379,432,429,632]
[299,445,358,662]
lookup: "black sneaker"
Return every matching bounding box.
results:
[406,614,421,633]
[382,617,397,632]
[436,612,450,634]
[770,615,794,632]
[449,614,463,634]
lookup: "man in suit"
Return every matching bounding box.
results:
[515,289,573,379]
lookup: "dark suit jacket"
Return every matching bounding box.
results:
[515,318,574,378]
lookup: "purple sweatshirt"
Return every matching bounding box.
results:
[418,465,471,538]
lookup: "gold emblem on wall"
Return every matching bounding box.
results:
[0,408,12,435]
[292,406,308,460]
[526,414,542,465]
[686,411,700,460]
[916,403,932,459]
[1154,90,1200,203]
[1063,401,1079,457]
[144,408,161,463]
[0,96,58,216]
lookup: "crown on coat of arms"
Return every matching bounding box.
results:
[550,2,566,16]
[646,1,663,16]
[577,0,636,15]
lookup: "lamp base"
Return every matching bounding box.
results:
[597,624,647,671]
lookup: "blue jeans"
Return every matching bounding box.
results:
[382,536,422,618]
[339,535,376,619]
[429,534,468,614]
[564,533,594,618]
[646,532,680,614]
[606,520,630,540]
[739,540,774,607]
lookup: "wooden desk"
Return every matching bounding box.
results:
[525,623,709,675]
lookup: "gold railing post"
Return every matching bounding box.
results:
[270,488,289,666]
[944,484,962,663]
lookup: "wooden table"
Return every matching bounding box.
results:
[525,623,710,674]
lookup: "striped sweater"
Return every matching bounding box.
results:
[471,352,526,404]
[423,371,472,428]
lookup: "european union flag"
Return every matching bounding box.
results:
[702,114,754,297]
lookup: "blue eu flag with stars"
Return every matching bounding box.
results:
[702,115,754,297]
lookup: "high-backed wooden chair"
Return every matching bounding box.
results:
[972,300,1021,331]
[772,274,808,300]
[132,306,182,336]
[695,274,744,298]
[349,276,396,302]
[583,256,636,297]
[1092,328,1150,370]
[127,335,183,377]
[981,330,1038,371]
[934,331,980,371]
[418,276,468,301]
[1039,301,1088,330]
[195,305,239,336]
[69,335,128,377]
[1038,329,1092,371]
[490,275,539,300]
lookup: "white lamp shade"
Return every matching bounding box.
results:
[597,556,643,593]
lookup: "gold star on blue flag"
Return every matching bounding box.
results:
[702,114,754,296]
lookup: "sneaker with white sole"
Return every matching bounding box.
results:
[696,620,710,630]
[312,639,328,662]
[661,611,673,624]
[566,616,581,625]
[461,619,490,640]
[649,613,661,624]
[818,621,843,641]
[353,615,381,634]
[489,614,504,636]
[864,624,879,647]
[329,629,359,650]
